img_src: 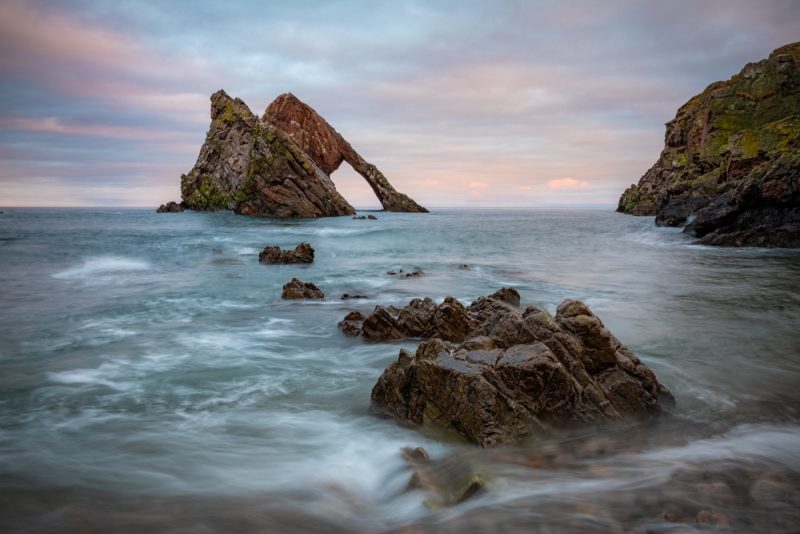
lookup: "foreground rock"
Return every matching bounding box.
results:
[281,278,324,299]
[156,201,185,213]
[258,243,314,264]
[361,288,673,446]
[617,42,800,247]
[179,90,426,218]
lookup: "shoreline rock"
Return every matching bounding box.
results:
[259,243,314,264]
[355,288,673,446]
[156,201,185,213]
[281,278,324,299]
[617,42,800,248]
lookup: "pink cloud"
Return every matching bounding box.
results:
[548,177,590,189]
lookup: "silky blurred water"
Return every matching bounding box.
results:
[0,208,798,532]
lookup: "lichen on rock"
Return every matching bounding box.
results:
[617,42,800,247]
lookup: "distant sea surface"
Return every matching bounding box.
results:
[1,208,799,532]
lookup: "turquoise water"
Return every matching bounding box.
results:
[1,208,799,532]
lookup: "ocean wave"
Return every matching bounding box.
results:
[53,256,150,279]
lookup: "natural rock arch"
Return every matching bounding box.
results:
[178,90,427,218]
[263,93,427,213]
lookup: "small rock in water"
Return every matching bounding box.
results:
[341,293,368,300]
[458,264,469,270]
[402,269,424,278]
[156,201,185,213]
[352,215,378,220]
[338,311,365,336]
[281,278,324,299]
[259,243,314,264]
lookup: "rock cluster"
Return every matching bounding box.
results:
[618,42,800,247]
[176,90,426,218]
[258,243,314,264]
[281,278,324,299]
[156,201,185,213]
[347,288,673,446]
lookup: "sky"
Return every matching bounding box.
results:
[0,0,798,208]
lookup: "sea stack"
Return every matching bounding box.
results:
[177,91,427,218]
[618,42,800,247]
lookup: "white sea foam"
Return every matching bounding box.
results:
[53,256,150,279]
[47,365,132,392]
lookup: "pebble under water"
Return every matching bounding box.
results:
[1,208,799,533]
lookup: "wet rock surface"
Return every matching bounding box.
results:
[280,278,324,299]
[258,243,314,264]
[351,288,673,446]
[617,42,800,247]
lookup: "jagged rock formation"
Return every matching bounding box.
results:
[618,42,800,247]
[264,93,427,213]
[354,288,673,446]
[258,243,314,264]
[178,90,426,218]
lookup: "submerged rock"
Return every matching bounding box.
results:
[281,278,324,299]
[401,447,487,508]
[258,243,314,264]
[363,288,673,446]
[156,201,185,213]
[341,293,368,300]
[617,42,800,247]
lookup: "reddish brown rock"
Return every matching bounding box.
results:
[367,288,674,446]
[258,243,314,264]
[264,93,427,213]
[281,278,324,299]
[180,90,427,218]
[338,311,366,337]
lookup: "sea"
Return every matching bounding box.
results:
[1,208,799,533]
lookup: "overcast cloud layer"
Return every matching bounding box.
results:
[0,0,798,208]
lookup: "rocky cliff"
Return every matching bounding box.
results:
[179,91,426,217]
[618,42,800,247]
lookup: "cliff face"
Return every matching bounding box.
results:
[618,42,800,247]
[179,91,426,218]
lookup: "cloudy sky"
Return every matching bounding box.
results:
[0,0,797,208]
